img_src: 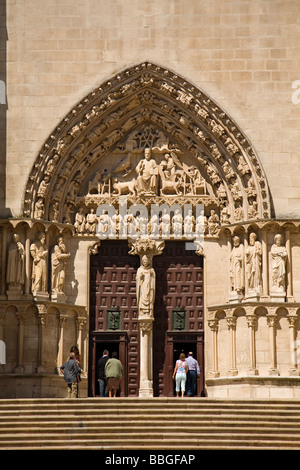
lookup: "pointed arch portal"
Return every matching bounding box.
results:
[24,61,271,226]
[22,62,273,397]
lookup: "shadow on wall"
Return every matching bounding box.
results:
[0,0,10,218]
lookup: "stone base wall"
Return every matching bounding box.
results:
[0,374,87,399]
[206,377,300,400]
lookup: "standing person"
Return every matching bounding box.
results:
[69,345,81,365]
[97,350,109,397]
[172,353,188,398]
[60,352,81,398]
[105,352,123,398]
[185,352,200,397]
[69,345,81,382]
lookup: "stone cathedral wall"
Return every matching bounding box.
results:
[2,0,300,219]
[0,0,300,398]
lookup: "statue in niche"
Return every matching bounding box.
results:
[98,210,110,237]
[136,254,156,318]
[245,232,262,294]
[110,210,119,237]
[207,210,220,235]
[234,203,244,222]
[223,162,235,181]
[135,148,158,196]
[37,176,50,199]
[172,209,183,238]
[6,234,25,289]
[161,209,171,238]
[51,236,70,295]
[220,204,231,224]
[248,201,258,220]
[229,236,244,297]
[271,234,287,292]
[149,213,159,238]
[186,165,205,195]
[159,156,183,196]
[217,182,227,199]
[74,208,86,234]
[195,210,207,237]
[34,199,44,219]
[246,177,256,198]
[135,212,148,236]
[237,155,250,175]
[86,208,98,235]
[125,211,137,238]
[30,232,48,295]
[184,209,195,238]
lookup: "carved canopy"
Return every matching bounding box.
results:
[23,62,271,226]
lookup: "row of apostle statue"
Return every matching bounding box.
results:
[6,232,70,301]
[230,232,288,301]
[74,206,221,239]
[4,229,289,305]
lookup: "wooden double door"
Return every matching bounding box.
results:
[89,240,204,397]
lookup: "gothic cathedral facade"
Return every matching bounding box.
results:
[1,1,300,399]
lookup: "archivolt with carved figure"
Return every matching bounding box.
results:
[23,62,271,232]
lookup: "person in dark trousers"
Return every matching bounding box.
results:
[185,352,200,397]
[97,349,109,397]
[60,352,81,398]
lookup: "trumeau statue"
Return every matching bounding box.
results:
[6,234,25,289]
[51,236,70,296]
[271,234,287,293]
[30,232,48,295]
[245,232,262,294]
[136,254,156,318]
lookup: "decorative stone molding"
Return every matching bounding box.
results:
[128,237,165,259]
[208,303,300,380]
[23,62,271,229]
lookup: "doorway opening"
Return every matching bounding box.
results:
[94,341,120,397]
[173,341,198,397]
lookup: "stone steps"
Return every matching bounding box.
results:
[1,398,300,450]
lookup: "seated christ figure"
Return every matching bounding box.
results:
[135,148,158,196]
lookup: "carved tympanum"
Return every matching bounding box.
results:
[23,62,271,234]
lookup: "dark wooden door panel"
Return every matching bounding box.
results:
[153,242,204,397]
[89,240,140,397]
[89,240,204,397]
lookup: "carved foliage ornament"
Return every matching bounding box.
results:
[23,62,271,227]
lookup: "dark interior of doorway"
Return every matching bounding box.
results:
[173,342,198,397]
[94,342,120,397]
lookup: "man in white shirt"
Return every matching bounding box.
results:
[185,352,200,397]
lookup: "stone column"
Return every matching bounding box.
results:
[288,310,299,376]
[15,308,26,373]
[139,319,153,397]
[261,229,269,299]
[0,225,7,298]
[285,228,294,301]
[226,315,238,376]
[129,237,165,398]
[0,308,6,372]
[24,230,32,298]
[57,313,67,373]
[76,315,86,375]
[208,318,220,378]
[267,311,279,376]
[36,304,47,373]
[246,313,258,375]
